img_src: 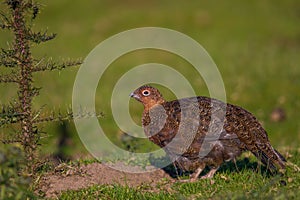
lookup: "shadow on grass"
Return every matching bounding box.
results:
[149,156,273,179]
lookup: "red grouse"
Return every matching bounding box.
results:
[130,85,286,181]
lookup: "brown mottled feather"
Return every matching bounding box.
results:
[130,85,286,180]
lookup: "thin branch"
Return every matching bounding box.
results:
[0,12,13,29]
[0,74,19,83]
[0,113,23,127]
[0,58,18,67]
[32,58,82,72]
[23,0,41,19]
[1,138,22,144]
[0,102,23,127]
[0,48,18,67]
[33,110,104,124]
[27,30,57,44]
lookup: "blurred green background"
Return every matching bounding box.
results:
[0,0,299,160]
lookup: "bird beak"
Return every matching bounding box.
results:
[130,92,140,101]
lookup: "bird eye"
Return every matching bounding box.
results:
[142,90,150,96]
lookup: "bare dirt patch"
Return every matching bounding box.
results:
[37,162,175,198]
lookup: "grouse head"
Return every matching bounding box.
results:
[130,85,166,110]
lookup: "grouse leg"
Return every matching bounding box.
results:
[200,167,219,179]
[178,166,204,182]
[190,166,205,182]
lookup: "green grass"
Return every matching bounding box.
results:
[59,185,174,200]
[56,150,300,200]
